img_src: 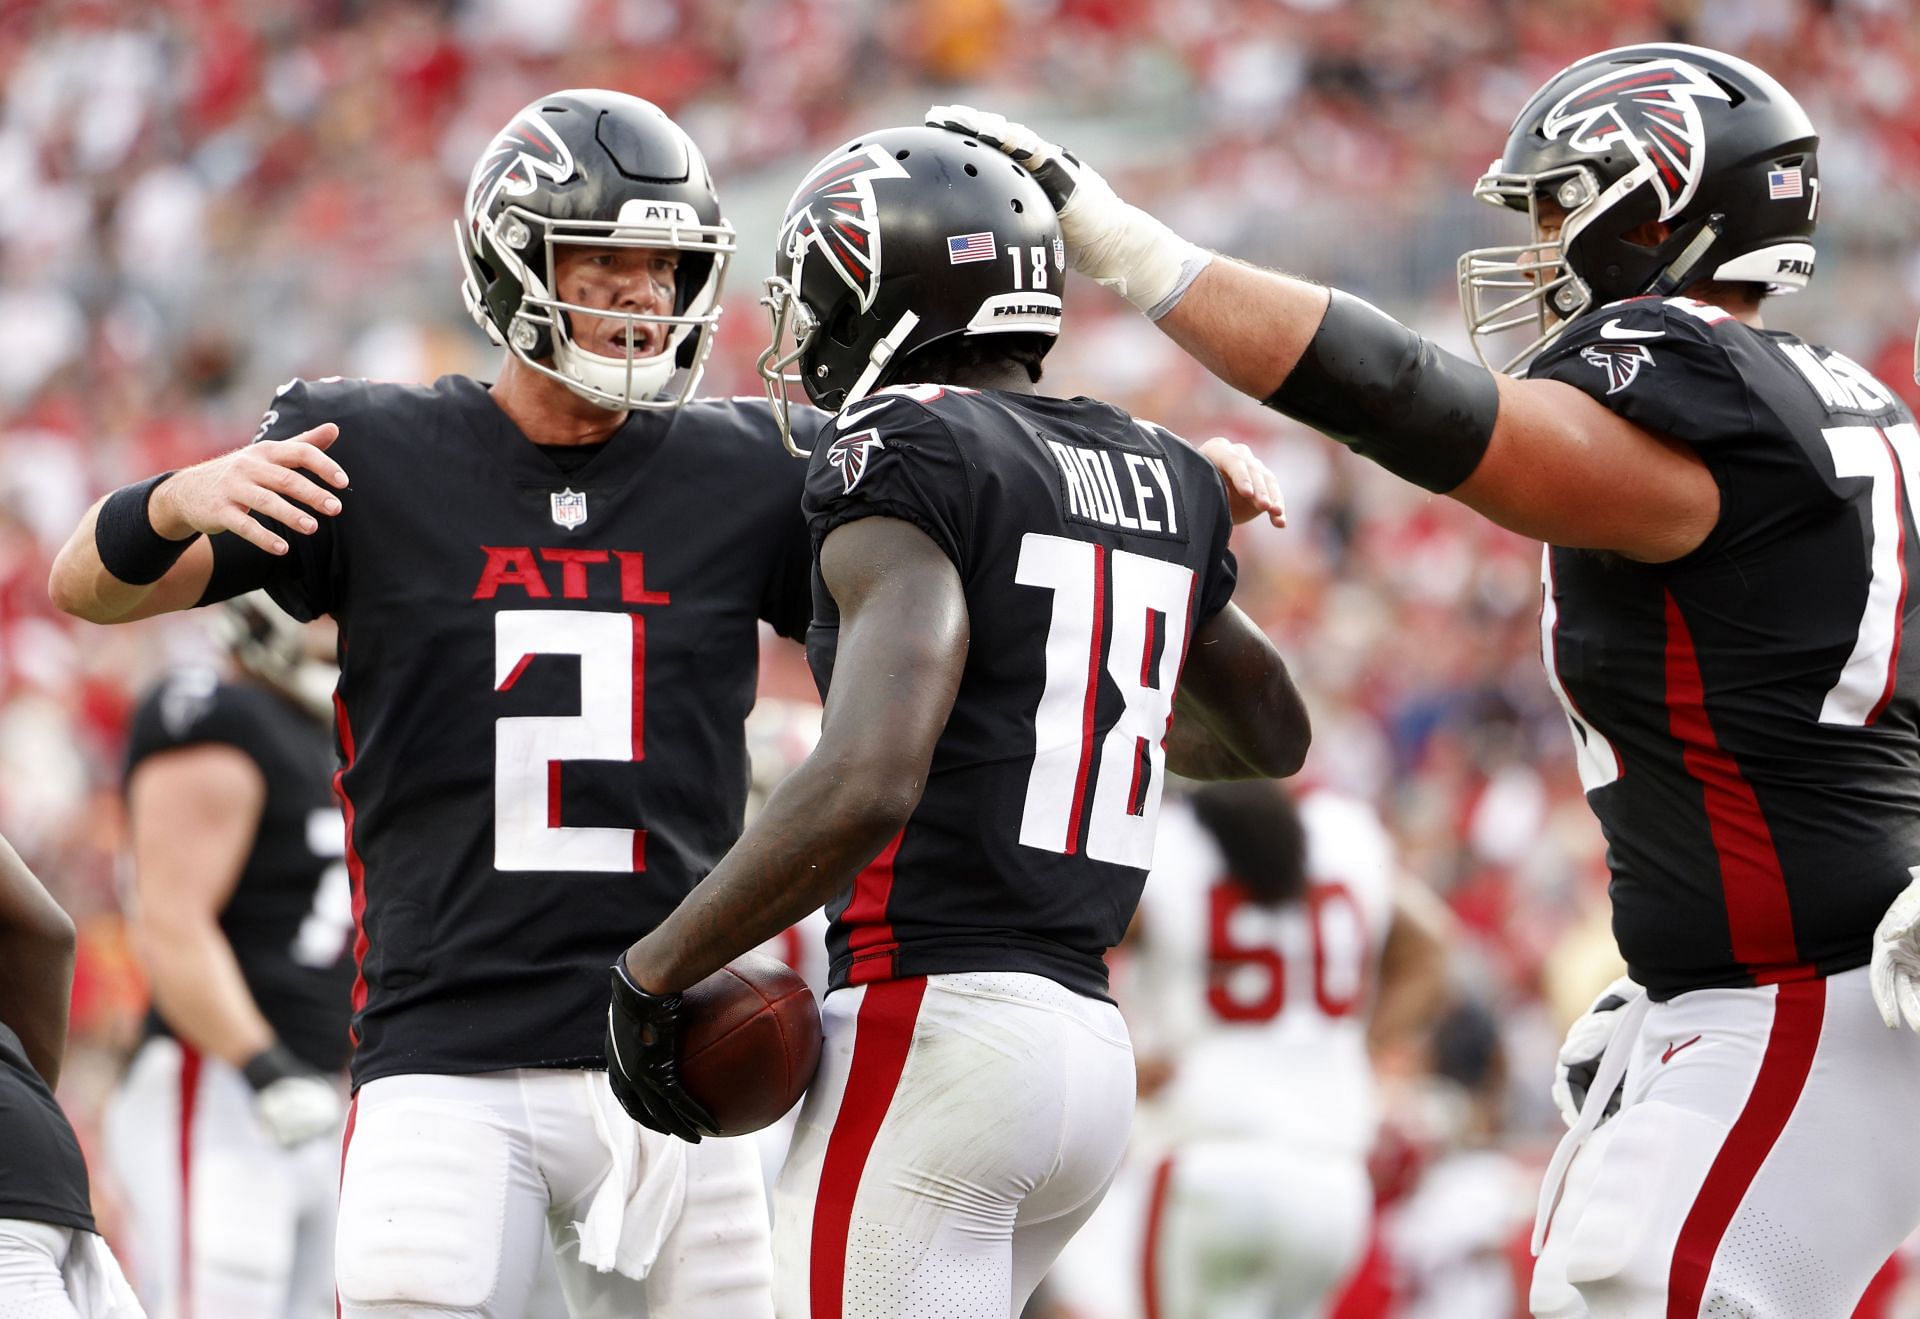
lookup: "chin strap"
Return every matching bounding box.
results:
[1650,214,1726,297]
[843,310,922,408]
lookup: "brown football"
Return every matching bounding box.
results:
[676,951,823,1137]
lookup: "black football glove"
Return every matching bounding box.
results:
[606,960,719,1144]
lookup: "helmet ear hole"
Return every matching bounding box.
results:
[828,303,863,348]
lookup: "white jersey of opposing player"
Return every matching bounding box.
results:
[1129,790,1396,1157]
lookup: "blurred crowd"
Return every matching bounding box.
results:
[3,0,1919,1311]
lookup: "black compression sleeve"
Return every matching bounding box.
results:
[1263,290,1499,494]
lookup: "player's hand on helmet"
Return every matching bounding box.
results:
[1550,975,1642,1129]
[1871,867,1920,1033]
[924,104,1211,319]
[242,1043,344,1147]
[606,959,719,1144]
[1199,437,1286,528]
[151,424,350,556]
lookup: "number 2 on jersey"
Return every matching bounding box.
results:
[493,610,647,872]
[1016,533,1194,867]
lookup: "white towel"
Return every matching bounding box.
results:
[573,1071,689,1278]
[1532,991,1651,1254]
[63,1231,146,1319]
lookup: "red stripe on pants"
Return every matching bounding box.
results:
[809,977,927,1318]
[1142,1153,1177,1319]
[1666,979,1826,1316]
[178,1044,202,1319]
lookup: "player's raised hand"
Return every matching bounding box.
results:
[925,104,1211,319]
[151,424,349,556]
[606,959,719,1143]
[1871,868,1920,1033]
[1200,437,1286,528]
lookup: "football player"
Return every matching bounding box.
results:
[605,124,1309,1318]
[935,41,1920,1319]
[1046,780,1449,1319]
[50,91,803,1319]
[105,593,350,1318]
[46,91,1282,1319]
[0,831,144,1318]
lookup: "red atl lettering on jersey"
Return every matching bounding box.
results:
[473,546,551,599]
[472,546,672,605]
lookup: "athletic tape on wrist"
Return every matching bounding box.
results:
[94,471,193,585]
[1264,290,1498,494]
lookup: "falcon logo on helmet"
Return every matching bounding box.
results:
[466,114,576,249]
[1542,59,1731,221]
[1580,342,1655,395]
[826,428,886,493]
[779,145,911,314]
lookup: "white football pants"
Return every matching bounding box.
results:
[335,1067,770,1319]
[105,1038,339,1319]
[1533,967,1920,1317]
[773,971,1136,1318]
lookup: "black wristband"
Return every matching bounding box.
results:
[94,472,194,585]
[1264,290,1499,494]
[240,1042,311,1091]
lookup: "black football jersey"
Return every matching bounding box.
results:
[204,376,821,1085]
[0,1022,93,1233]
[803,385,1238,998]
[125,672,352,1073]
[1531,295,1920,999]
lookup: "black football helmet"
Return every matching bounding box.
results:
[211,591,337,721]
[758,125,1065,453]
[456,89,735,410]
[1460,44,1818,371]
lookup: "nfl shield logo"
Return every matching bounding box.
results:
[550,488,588,529]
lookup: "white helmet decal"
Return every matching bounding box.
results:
[1542,58,1730,221]
[778,143,910,314]
[466,113,576,247]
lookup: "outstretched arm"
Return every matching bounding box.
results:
[1162,261,1720,560]
[0,834,77,1086]
[49,423,348,623]
[623,516,969,994]
[927,107,1719,564]
[1165,602,1309,780]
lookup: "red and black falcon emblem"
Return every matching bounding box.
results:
[779,144,910,314]
[1580,342,1655,394]
[467,113,576,245]
[1542,59,1731,221]
[827,427,886,493]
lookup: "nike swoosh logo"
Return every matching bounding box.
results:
[1600,319,1664,341]
[836,397,902,429]
[1661,1034,1703,1064]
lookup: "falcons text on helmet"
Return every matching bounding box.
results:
[779,144,911,314]
[1542,59,1732,221]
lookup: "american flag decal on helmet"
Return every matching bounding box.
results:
[827,427,886,493]
[1542,59,1731,221]
[780,145,911,314]
[468,113,575,245]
